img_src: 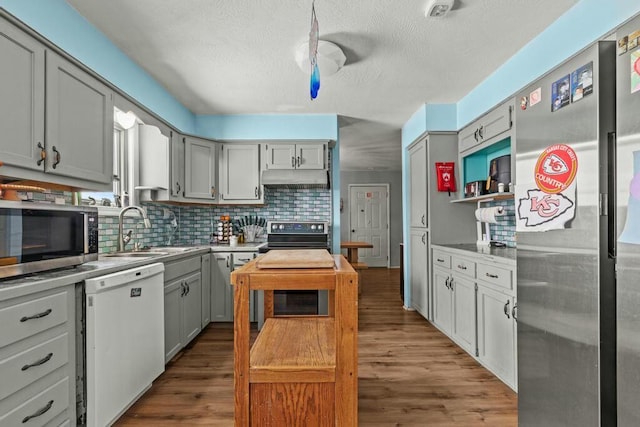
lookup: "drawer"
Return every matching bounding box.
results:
[164,255,201,282]
[477,263,513,291]
[0,333,69,400]
[0,377,69,427]
[0,292,67,349]
[452,256,476,278]
[432,250,451,269]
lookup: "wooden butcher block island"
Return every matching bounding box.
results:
[231,250,358,427]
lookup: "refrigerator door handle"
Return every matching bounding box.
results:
[607,131,617,259]
[503,300,511,319]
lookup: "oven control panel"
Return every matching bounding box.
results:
[267,221,328,234]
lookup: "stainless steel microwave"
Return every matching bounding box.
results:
[0,201,98,279]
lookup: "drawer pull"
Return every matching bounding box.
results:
[457,265,467,270]
[22,399,54,423]
[437,258,445,263]
[21,352,53,371]
[485,272,499,279]
[20,309,52,323]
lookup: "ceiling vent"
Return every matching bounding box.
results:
[425,0,454,18]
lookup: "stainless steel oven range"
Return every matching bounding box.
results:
[259,220,330,316]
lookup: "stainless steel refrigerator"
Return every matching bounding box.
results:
[615,14,640,427]
[515,40,618,426]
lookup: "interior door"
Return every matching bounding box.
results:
[349,185,389,267]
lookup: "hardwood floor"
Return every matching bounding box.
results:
[116,268,517,426]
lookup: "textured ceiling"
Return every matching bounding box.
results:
[67,0,578,171]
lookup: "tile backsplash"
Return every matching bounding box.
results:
[487,199,516,247]
[98,188,332,252]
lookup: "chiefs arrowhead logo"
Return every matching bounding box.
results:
[542,154,569,175]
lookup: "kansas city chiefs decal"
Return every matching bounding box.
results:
[535,144,577,194]
[517,188,575,230]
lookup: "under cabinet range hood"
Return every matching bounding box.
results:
[261,169,330,189]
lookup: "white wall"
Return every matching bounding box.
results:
[340,170,403,267]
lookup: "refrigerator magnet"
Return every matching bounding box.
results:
[627,30,640,51]
[520,96,528,110]
[571,62,593,103]
[516,186,576,232]
[534,144,578,194]
[631,51,640,94]
[551,75,570,112]
[619,36,628,55]
[529,87,542,107]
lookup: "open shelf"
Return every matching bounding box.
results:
[451,192,514,204]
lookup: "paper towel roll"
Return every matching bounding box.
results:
[475,207,504,224]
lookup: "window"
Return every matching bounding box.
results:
[81,108,137,209]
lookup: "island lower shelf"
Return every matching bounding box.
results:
[250,317,336,383]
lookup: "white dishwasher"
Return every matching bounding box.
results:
[84,263,165,427]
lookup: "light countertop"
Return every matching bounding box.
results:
[432,243,517,264]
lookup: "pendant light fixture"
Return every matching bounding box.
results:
[309,0,320,99]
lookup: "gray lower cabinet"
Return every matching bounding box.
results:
[409,229,428,317]
[184,136,218,201]
[431,245,517,390]
[0,16,45,172]
[211,252,233,322]
[163,255,203,363]
[0,284,76,426]
[0,16,113,189]
[219,143,263,203]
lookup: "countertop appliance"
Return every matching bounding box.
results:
[515,41,624,425]
[0,201,98,279]
[259,221,330,316]
[82,263,164,427]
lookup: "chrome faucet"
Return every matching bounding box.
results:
[118,206,152,252]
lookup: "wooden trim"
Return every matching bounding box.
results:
[264,290,274,319]
[250,369,335,383]
[234,274,250,427]
[248,274,337,290]
[334,271,358,425]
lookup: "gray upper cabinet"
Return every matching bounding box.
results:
[171,131,185,198]
[408,140,427,228]
[0,16,45,172]
[459,100,513,155]
[219,143,262,203]
[265,142,325,170]
[184,136,218,201]
[45,50,113,184]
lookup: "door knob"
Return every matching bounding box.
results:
[351,229,355,233]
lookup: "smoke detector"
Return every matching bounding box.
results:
[425,0,454,18]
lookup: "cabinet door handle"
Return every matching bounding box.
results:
[421,233,426,244]
[255,186,258,197]
[449,279,454,291]
[512,303,518,322]
[21,400,54,424]
[504,300,511,319]
[444,277,450,289]
[21,352,53,371]
[37,142,46,166]
[297,156,301,167]
[52,146,61,169]
[457,264,467,270]
[20,309,52,323]
[211,186,216,198]
[485,272,499,279]
[291,156,295,168]
[176,182,181,194]
[437,258,445,263]
[478,125,484,139]
[186,283,190,296]
[421,214,425,225]
[474,129,479,142]
[226,256,230,269]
